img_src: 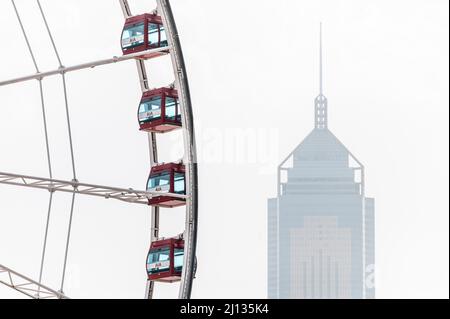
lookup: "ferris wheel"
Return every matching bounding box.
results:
[0,0,198,299]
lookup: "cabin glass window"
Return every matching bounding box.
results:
[174,173,185,194]
[139,97,162,123]
[165,97,178,120]
[122,23,145,49]
[147,248,170,274]
[160,26,168,47]
[174,248,184,271]
[148,172,171,192]
[148,23,159,46]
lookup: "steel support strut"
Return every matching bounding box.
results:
[0,171,186,204]
[118,0,160,300]
[0,264,68,299]
[0,47,170,87]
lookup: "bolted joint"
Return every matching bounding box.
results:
[71,178,79,190]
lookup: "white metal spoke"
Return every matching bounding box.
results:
[0,264,69,299]
[0,171,187,205]
[11,0,57,298]
[0,47,170,87]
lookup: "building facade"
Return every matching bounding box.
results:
[268,28,375,299]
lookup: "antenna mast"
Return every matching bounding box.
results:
[315,23,328,130]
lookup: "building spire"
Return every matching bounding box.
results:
[315,22,328,130]
[319,22,323,96]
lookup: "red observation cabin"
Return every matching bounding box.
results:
[138,88,182,133]
[121,13,169,59]
[146,238,184,283]
[147,163,186,208]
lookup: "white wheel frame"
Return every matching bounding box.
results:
[0,0,198,299]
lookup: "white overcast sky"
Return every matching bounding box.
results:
[0,0,448,299]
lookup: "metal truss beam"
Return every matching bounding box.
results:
[0,47,170,87]
[0,171,187,205]
[0,264,68,299]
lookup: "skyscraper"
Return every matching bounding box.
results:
[267,26,375,299]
